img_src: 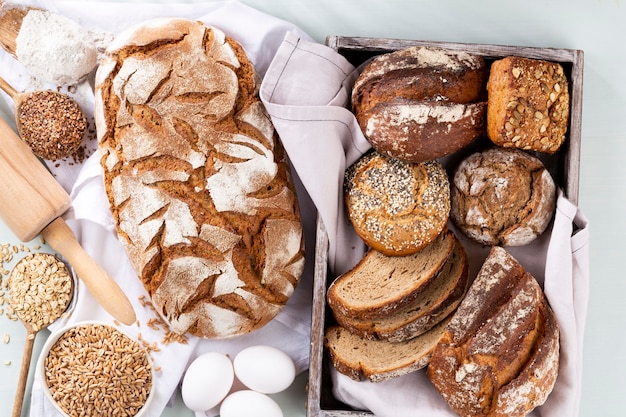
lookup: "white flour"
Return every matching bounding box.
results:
[16,9,102,86]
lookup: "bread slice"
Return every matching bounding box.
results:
[327,230,454,319]
[427,246,560,417]
[492,302,559,417]
[334,236,469,342]
[324,315,451,383]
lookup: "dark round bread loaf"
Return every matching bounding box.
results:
[450,147,556,246]
[352,46,488,163]
[344,151,450,256]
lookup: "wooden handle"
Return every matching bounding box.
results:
[0,5,28,57]
[11,329,35,417]
[0,75,17,100]
[41,217,136,325]
[0,116,71,242]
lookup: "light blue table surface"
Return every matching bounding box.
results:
[2,1,625,417]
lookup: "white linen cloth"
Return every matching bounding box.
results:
[259,33,590,417]
[0,1,315,416]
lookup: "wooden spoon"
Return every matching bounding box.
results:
[0,74,86,160]
[0,2,100,86]
[7,253,74,417]
[0,2,29,58]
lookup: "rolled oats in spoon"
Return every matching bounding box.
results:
[7,252,74,417]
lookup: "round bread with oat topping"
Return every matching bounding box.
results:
[95,18,305,339]
[344,151,450,256]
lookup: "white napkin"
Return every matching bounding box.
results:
[0,1,316,416]
[259,35,590,417]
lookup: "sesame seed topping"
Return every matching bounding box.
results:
[345,152,450,254]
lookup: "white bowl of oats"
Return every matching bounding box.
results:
[38,321,155,417]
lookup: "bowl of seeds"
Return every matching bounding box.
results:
[38,321,155,417]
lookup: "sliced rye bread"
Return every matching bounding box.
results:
[427,246,560,417]
[324,315,451,383]
[333,235,469,343]
[327,230,454,319]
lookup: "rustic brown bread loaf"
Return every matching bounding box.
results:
[333,235,469,343]
[324,315,451,383]
[344,150,450,256]
[450,147,556,247]
[327,230,454,320]
[352,46,488,163]
[95,18,305,339]
[427,246,559,417]
[487,56,569,153]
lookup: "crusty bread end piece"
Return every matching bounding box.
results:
[325,315,451,383]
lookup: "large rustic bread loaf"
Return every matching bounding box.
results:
[333,234,469,343]
[427,246,559,417]
[352,46,488,163]
[94,18,305,339]
[450,147,556,247]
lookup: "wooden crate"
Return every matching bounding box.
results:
[306,36,583,417]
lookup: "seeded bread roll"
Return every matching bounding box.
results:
[328,230,454,320]
[344,151,450,256]
[352,46,488,163]
[450,147,556,246]
[325,315,451,383]
[333,236,469,343]
[487,56,569,153]
[95,18,305,339]
[427,247,560,417]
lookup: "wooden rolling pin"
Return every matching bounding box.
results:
[0,115,136,325]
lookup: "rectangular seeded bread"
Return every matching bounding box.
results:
[327,230,454,319]
[487,56,569,153]
[333,236,469,343]
[94,18,305,339]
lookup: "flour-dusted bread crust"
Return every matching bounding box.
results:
[450,147,556,246]
[360,100,487,163]
[352,46,488,163]
[487,56,569,154]
[95,18,305,339]
[344,151,450,256]
[333,235,469,343]
[427,247,559,417]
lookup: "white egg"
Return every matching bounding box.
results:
[219,390,283,417]
[233,345,296,394]
[181,352,234,412]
